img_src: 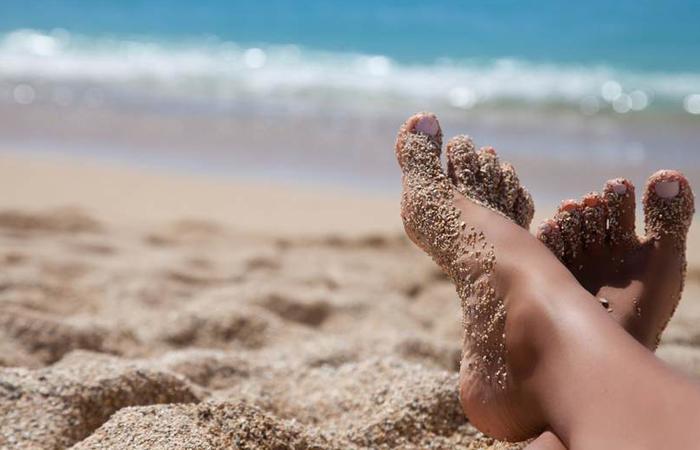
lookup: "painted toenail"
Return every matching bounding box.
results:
[560,200,579,212]
[415,115,439,137]
[583,195,602,207]
[611,182,627,195]
[655,180,679,198]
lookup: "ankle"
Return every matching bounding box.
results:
[499,284,597,436]
[504,284,574,365]
[457,290,566,441]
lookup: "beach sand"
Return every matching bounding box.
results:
[1,153,699,449]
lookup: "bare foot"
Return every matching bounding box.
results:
[537,172,695,349]
[396,112,569,440]
[444,135,534,228]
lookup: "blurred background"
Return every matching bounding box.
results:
[1,0,699,203]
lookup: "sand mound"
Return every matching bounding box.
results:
[0,306,106,366]
[0,206,697,449]
[224,357,470,448]
[74,356,511,450]
[0,351,198,449]
[73,402,334,450]
[0,208,101,233]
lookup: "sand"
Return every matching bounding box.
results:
[1,153,699,449]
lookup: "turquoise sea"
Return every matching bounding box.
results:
[0,1,698,197]
[2,1,700,114]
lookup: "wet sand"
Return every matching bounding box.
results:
[3,102,700,201]
[1,154,699,449]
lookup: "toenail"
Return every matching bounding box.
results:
[655,180,679,198]
[583,195,602,207]
[611,181,627,195]
[560,200,580,212]
[415,115,439,137]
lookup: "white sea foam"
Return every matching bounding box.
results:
[1,29,699,114]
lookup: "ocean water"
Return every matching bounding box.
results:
[0,1,699,197]
[1,1,699,115]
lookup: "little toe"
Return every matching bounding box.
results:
[555,200,584,262]
[537,219,565,260]
[497,162,521,217]
[581,192,608,253]
[446,135,479,193]
[643,170,695,244]
[603,178,637,247]
[512,187,534,229]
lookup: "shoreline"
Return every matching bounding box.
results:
[0,152,401,237]
[3,150,700,262]
[2,101,699,205]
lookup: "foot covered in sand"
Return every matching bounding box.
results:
[537,172,695,349]
[396,112,564,440]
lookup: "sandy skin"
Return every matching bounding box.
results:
[538,173,694,350]
[396,112,700,448]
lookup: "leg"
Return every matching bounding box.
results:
[525,431,566,450]
[518,278,700,449]
[395,112,700,449]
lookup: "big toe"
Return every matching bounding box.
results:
[643,170,695,244]
[396,112,443,173]
[396,113,459,254]
[603,178,637,247]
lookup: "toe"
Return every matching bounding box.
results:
[475,146,502,206]
[581,192,608,252]
[537,219,565,260]
[497,162,521,217]
[555,200,584,262]
[603,178,637,247]
[512,187,534,229]
[446,135,479,192]
[643,170,695,244]
[395,113,461,254]
[447,140,530,228]
[395,112,443,174]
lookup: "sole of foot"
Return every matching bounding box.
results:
[537,171,694,349]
